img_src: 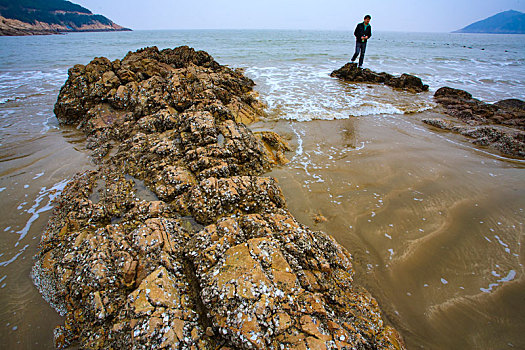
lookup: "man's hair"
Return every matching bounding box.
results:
[364,15,371,20]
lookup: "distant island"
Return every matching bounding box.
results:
[0,0,131,36]
[454,10,525,34]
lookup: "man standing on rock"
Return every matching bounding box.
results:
[351,15,372,68]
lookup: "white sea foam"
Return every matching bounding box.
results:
[0,69,66,106]
[480,269,517,293]
[0,245,29,268]
[247,64,434,122]
[14,178,69,248]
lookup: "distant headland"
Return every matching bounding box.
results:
[454,10,525,34]
[0,0,131,36]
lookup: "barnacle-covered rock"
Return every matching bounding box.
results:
[33,46,405,349]
[188,212,400,349]
[423,86,525,158]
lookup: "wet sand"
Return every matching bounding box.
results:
[0,125,92,348]
[1,28,524,349]
[1,105,524,349]
[256,113,525,349]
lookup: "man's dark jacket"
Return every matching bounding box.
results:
[354,22,372,43]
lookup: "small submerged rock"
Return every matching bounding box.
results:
[32,46,405,349]
[330,63,429,93]
[423,86,525,158]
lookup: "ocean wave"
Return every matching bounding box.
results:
[348,103,404,117]
[0,69,66,105]
[249,64,435,122]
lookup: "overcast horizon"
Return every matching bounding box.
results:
[74,0,525,32]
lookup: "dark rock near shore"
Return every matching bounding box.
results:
[32,46,405,349]
[423,86,525,158]
[331,63,429,93]
[493,98,525,111]
[433,86,472,100]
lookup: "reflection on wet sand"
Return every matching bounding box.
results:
[261,113,525,349]
[0,126,93,349]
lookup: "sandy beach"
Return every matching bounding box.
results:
[1,30,524,349]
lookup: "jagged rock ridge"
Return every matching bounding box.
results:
[32,46,405,349]
[423,86,525,158]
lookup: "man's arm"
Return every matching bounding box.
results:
[367,26,372,39]
[354,23,360,38]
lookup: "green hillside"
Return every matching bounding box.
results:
[0,0,128,33]
[454,10,525,34]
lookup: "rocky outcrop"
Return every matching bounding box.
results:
[0,0,130,36]
[0,15,58,35]
[331,63,429,93]
[0,15,129,36]
[32,46,405,349]
[423,87,525,158]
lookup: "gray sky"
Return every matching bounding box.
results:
[74,0,525,32]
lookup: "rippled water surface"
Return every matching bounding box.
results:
[1,30,524,349]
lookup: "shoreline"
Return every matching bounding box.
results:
[329,64,524,159]
[1,31,523,348]
[0,28,132,36]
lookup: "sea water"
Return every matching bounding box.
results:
[1,30,524,349]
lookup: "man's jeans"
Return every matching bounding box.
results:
[351,42,367,67]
